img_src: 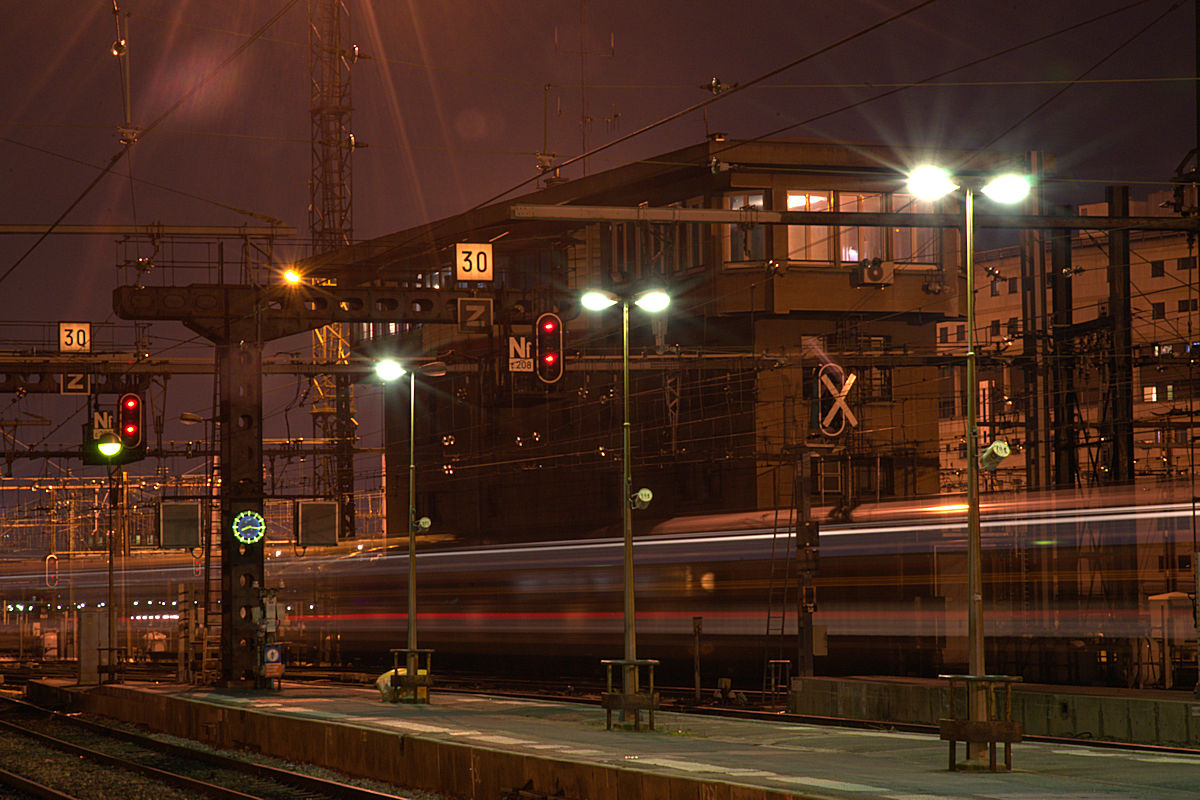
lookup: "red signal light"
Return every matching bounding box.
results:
[535,313,564,384]
[118,392,143,449]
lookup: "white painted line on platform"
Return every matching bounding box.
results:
[467,734,536,746]
[834,730,935,742]
[722,768,779,778]
[446,730,482,736]
[1053,747,1200,765]
[1133,755,1200,764]
[524,743,563,750]
[770,776,885,792]
[636,758,727,773]
[375,721,455,734]
[1050,748,1123,758]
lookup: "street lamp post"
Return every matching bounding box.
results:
[908,166,1030,762]
[376,357,444,701]
[582,287,669,705]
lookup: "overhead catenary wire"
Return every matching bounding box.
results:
[0,0,303,289]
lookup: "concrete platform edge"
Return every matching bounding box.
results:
[26,681,814,800]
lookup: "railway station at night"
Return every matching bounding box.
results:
[4,2,1200,798]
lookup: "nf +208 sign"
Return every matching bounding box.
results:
[507,336,534,372]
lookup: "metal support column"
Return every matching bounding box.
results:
[217,340,265,685]
[1105,186,1135,484]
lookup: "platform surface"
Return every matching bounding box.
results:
[65,680,1200,799]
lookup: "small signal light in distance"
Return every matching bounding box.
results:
[535,312,564,384]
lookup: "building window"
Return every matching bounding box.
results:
[1006,317,1020,336]
[859,366,893,402]
[837,191,883,263]
[1178,298,1198,312]
[611,222,637,279]
[890,192,938,265]
[1008,277,1019,294]
[1151,259,1165,277]
[978,379,995,422]
[1152,302,1165,319]
[990,279,1001,297]
[939,326,949,344]
[1144,385,1158,403]
[786,190,831,262]
[989,320,1001,338]
[726,193,765,263]
[956,324,966,342]
[1177,256,1196,271]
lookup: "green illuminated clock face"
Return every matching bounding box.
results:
[231,510,266,544]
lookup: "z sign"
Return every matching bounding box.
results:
[455,243,493,282]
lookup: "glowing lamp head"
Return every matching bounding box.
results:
[906,165,958,201]
[581,289,619,311]
[283,268,302,284]
[375,359,405,382]
[981,173,1032,205]
[633,289,670,313]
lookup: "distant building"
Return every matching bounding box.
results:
[308,138,1200,543]
[937,190,1200,492]
[303,137,1040,541]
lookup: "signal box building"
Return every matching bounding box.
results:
[307,137,1031,543]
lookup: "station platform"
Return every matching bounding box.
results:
[25,678,1200,800]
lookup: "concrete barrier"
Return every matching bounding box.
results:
[26,681,809,800]
[788,676,1200,747]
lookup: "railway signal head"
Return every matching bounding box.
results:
[83,427,124,464]
[535,312,564,384]
[117,392,146,462]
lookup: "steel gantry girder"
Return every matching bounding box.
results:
[110,281,556,685]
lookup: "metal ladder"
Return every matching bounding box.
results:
[197,499,222,685]
[761,503,795,700]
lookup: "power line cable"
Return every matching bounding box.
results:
[0,0,303,289]
[358,0,939,273]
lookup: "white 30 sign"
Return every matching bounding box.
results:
[455,243,493,282]
[59,322,91,353]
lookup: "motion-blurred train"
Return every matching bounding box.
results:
[3,485,1198,690]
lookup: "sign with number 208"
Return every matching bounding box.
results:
[455,243,493,282]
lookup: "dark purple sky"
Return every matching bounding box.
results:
[0,0,1195,470]
[3,1,1195,308]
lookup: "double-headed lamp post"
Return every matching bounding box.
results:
[581,287,670,696]
[376,358,444,685]
[908,165,1030,758]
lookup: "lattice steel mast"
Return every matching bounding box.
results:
[308,0,357,537]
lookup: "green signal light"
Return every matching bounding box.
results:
[96,434,123,458]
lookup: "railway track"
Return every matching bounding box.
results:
[0,694,433,800]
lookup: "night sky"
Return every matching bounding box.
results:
[0,0,1196,474]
